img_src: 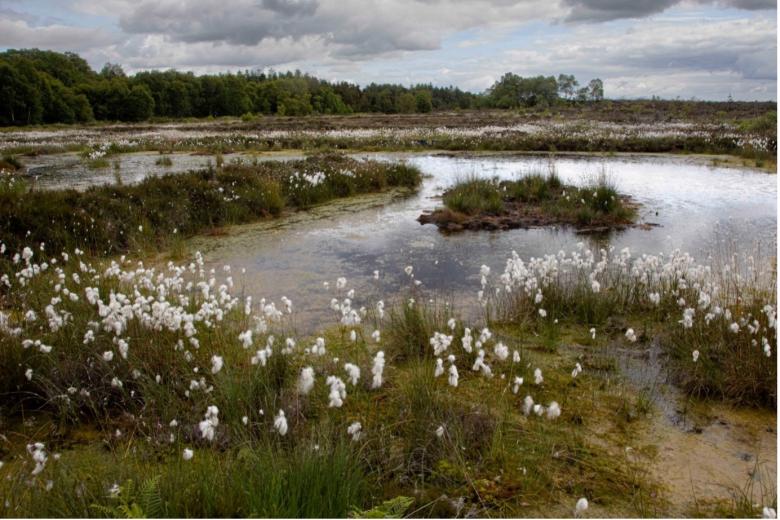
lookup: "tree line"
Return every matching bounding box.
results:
[0,49,604,126]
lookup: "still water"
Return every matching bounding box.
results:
[179,152,776,331]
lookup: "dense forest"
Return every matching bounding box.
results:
[0,49,604,126]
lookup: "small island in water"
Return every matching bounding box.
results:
[418,169,643,233]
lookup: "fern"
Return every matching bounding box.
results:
[89,475,163,519]
[137,475,164,517]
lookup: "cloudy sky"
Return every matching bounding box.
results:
[0,0,776,100]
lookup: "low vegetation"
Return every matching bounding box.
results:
[0,154,22,173]
[0,238,773,517]
[421,170,636,232]
[0,245,670,517]
[0,154,421,259]
[488,246,777,407]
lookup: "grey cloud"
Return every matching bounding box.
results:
[262,0,318,16]
[564,0,677,21]
[117,0,556,58]
[563,0,775,22]
[119,1,300,45]
[517,17,776,88]
[717,0,776,9]
[0,7,37,23]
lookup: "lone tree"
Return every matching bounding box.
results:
[587,78,604,102]
[557,74,579,100]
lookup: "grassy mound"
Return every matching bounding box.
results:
[442,177,504,215]
[0,154,421,258]
[433,170,636,230]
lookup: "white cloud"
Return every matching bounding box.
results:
[0,0,774,100]
[0,18,116,52]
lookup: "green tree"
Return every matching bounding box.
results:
[123,84,155,121]
[312,85,350,114]
[587,78,604,102]
[414,90,433,113]
[0,61,40,125]
[488,73,558,108]
[557,74,578,100]
[397,92,416,113]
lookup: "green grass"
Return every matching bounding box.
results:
[442,177,504,215]
[84,157,110,169]
[155,156,174,167]
[509,171,561,202]
[0,251,665,518]
[1,439,368,518]
[439,169,636,228]
[0,154,421,259]
[0,155,23,171]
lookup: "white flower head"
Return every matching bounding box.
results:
[210,355,224,374]
[298,367,315,395]
[546,401,561,420]
[575,497,589,516]
[274,410,288,436]
[347,421,362,441]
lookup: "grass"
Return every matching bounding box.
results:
[0,153,421,260]
[435,168,636,230]
[442,177,504,215]
[0,155,23,172]
[155,156,174,167]
[0,248,668,517]
[489,246,777,408]
[2,439,368,518]
[85,157,110,169]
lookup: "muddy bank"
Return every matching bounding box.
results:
[616,340,777,516]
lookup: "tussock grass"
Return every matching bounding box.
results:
[442,177,504,215]
[155,156,173,167]
[489,246,776,407]
[0,154,23,172]
[439,168,636,229]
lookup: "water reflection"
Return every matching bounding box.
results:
[188,153,776,332]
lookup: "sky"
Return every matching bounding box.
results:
[0,0,776,100]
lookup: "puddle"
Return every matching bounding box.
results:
[19,150,301,191]
[619,341,777,515]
